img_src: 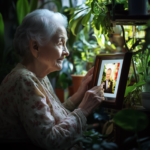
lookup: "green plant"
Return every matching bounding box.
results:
[72,25,100,75]
[75,129,118,150]
[123,21,150,105]
[55,72,72,89]
[68,0,128,48]
[65,0,129,75]
[68,0,111,47]
[114,109,150,150]
[16,0,62,25]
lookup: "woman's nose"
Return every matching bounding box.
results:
[63,47,69,56]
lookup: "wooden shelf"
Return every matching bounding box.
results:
[111,11,150,25]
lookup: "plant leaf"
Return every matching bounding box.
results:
[29,0,38,12]
[70,16,83,36]
[81,10,91,26]
[124,81,146,97]
[114,109,149,133]
[101,141,118,150]
[123,135,136,145]
[17,0,30,25]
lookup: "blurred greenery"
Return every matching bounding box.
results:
[75,129,118,150]
[114,109,148,132]
[114,109,150,150]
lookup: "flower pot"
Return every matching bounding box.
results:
[71,75,84,94]
[128,0,147,16]
[141,92,150,110]
[55,88,64,103]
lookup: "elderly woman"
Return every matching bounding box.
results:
[0,9,104,150]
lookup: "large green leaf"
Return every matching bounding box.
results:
[81,10,91,26]
[29,0,38,12]
[0,13,4,56]
[38,0,61,12]
[124,81,146,97]
[114,109,149,133]
[17,0,30,25]
[69,0,73,8]
[69,9,87,23]
[70,16,83,36]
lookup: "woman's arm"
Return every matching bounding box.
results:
[16,75,86,150]
[63,67,94,111]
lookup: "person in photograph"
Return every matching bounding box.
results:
[102,68,113,93]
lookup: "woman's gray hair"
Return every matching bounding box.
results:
[13,9,68,57]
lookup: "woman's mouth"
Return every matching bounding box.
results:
[57,58,64,62]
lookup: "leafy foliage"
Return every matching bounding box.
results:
[72,25,100,75]
[29,0,38,12]
[68,0,129,48]
[55,72,72,89]
[75,130,118,150]
[17,0,30,25]
[114,109,149,132]
[68,0,112,47]
[114,109,149,150]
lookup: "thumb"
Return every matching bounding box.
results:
[84,74,93,85]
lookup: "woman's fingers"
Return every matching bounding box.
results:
[82,67,94,82]
[90,85,104,97]
[100,97,105,101]
[83,74,93,85]
[78,85,105,117]
[87,66,94,75]
[91,85,103,91]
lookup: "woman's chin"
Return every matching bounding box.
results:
[56,65,63,71]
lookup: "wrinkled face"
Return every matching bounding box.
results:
[38,25,69,72]
[106,70,111,80]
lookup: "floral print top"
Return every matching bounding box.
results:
[0,63,87,150]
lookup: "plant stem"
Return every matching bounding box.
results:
[96,2,104,11]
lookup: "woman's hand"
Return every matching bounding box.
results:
[70,67,94,106]
[78,84,105,117]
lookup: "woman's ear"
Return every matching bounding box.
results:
[29,40,39,58]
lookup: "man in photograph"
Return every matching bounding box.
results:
[102,68,113,93]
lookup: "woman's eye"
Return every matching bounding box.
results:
[58,42,63,46]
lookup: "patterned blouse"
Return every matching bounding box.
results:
[0,63,87,150]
